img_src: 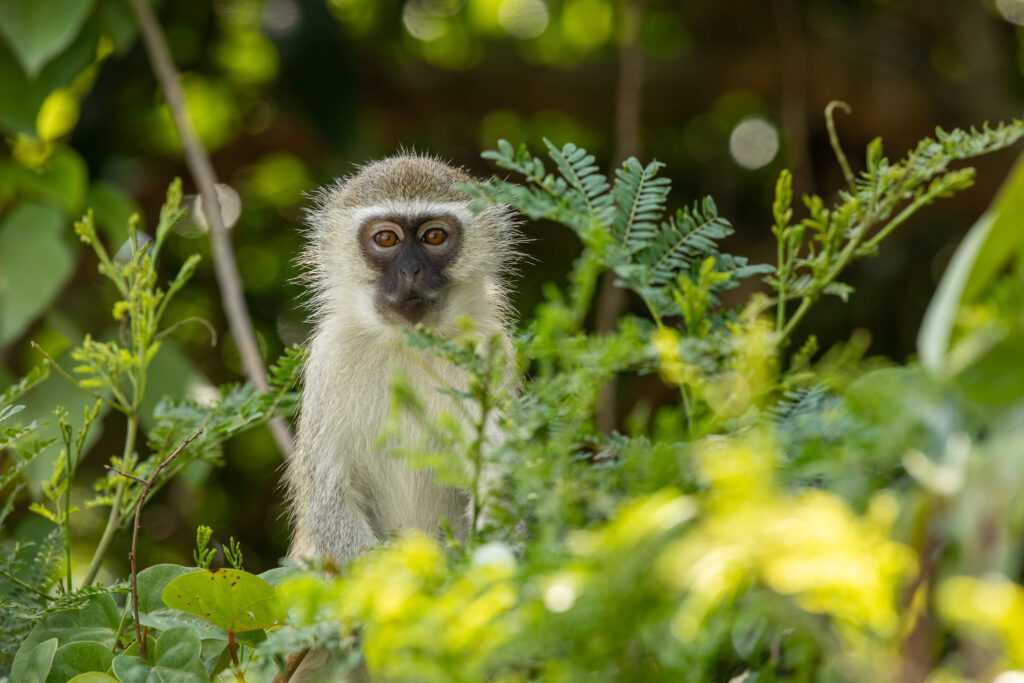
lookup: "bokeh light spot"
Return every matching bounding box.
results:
[498,0,549,39]
[728,117,780,170]
[543,578,578,613]
[262,0,300,34]
[561,0,613,51]
[403,0,464,41]
[996,0,1024,25]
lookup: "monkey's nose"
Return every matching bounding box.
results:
[399,265,422,285]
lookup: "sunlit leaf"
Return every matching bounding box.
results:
[162,568,282,633]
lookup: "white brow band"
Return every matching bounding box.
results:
[350,200,475,227]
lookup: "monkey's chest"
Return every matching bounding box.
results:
[333,360,474,539]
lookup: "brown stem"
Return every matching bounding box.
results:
[595,0,645,434]
[227,630,241,669]
[107,427,203,660]
[126,0,293,459]
[272,648,310,683]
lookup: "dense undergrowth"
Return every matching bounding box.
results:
[3,115,1024,682]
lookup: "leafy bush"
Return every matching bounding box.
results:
[3,114,1024,682]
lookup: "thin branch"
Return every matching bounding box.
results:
[102,466,147,485]
[0,569,52,599]
[154,316,218,346]
[595,0,645,434]
[107,427,203,660]
[127,0,294,459]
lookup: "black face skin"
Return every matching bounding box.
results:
[358,214,463,324]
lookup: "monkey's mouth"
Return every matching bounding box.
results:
[386,290,442,324]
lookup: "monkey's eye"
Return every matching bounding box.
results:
[422,227,448,246]
[373,230,400,248]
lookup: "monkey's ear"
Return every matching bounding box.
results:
[180,183,242,237]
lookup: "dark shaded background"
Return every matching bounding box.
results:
[3,0,1023,573]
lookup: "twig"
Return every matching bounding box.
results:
[102,466,147,485]
[595,0,645,433]
[106,427,204,659]
[825,101,856,193]
[154,316,218,346]
[127,0,294,459]
[0,569,51,599]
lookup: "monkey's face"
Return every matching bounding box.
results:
[358,213,463,324]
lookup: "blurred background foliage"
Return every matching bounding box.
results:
[1,0,1023,575]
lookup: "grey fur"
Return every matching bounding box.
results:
[285,153,518,562]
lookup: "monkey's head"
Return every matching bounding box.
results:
[303,154,517,333]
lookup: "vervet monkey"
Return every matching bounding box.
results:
[284,154,518,565]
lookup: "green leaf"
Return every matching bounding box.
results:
[919,152,1024,372]
[111,628,209,683]
[258,566,302,587]
[14,148,89,215]
[67,674,119,683]
[0,203,74,344]
[9,582,119,682]
[960,154,1024,302]
[137,564,198,614]
[19,637,58,683]
[0,17,97,133]
[139,340,204,430]
[162,568,282,633]
[953,332,1024,406]
[96,0,135,54]
[0,0,96,77]
[47,641,114,683]
[139,609,227,642]
[88,179,142,244]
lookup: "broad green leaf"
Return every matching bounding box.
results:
[258,565,303,586]
[0,19,97,134]
[140,339,205,430]
[139,609,227,642]
[88,179,142,244]
[0,0,96,77]
[10,592,119,681]
[47,641,114,683]
[111,628,209,683]
[96,0,135,54]
[136,564,198,614]
[162,568,282,632]
[0,203,74,344]
[953,332,1024,406]
[20,637,58,683]
[961,154,1024,302]
[14,148,89,215]
[919,152,1024,371]
[67,674,119,683]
